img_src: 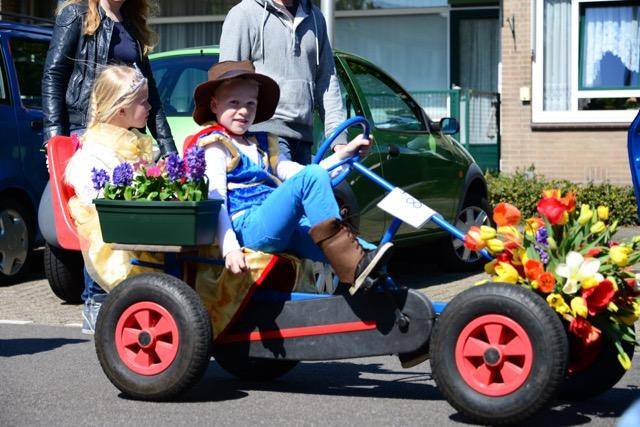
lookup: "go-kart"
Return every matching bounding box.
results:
[47,116,630,425]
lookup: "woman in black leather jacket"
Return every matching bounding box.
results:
[42,0,176,155]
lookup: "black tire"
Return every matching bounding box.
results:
[95,273,212,400]
[214,349,298,381]
[431,283,568,425]
[439,196,492,272]
[44,243,84,303]
[559,336,634,401]
[0,198,35,285]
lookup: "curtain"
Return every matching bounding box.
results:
[582,5,640,88]
[335,14,448,91]
[152,22,223,52]
[458,18,499,92]
[543,0,572,111]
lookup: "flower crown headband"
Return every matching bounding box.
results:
[117,63,147,102]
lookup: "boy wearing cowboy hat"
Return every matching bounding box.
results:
[188,60,392,292]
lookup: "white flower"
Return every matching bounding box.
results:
[555,251,603,294]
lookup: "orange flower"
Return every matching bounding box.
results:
[560,192,576,213]
[524,217,545,235]
[493,203,521,227]
[463,226,485,251]
[524,259,544,281]
[538,272,556,293]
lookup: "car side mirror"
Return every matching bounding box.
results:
[438,117,459,135]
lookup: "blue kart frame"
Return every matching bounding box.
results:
[95,117,570,425]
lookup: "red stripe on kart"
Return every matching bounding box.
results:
[217,320,377,343]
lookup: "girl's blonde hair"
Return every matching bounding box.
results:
[87,65,148,128]
[57,0,157,55]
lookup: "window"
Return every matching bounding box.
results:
[151,54,218,116]
[533,0,639,123]
[10,38,48,109]
[346,60,426,131]
[0,50,9,103]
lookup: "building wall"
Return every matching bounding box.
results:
[500,0,630,185]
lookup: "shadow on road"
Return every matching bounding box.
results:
[0,337,88,357]
[160,360,441,404]
[447,386,640,425]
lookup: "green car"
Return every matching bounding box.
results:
[150,47,491,271]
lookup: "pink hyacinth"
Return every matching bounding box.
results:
[146,166,162,178]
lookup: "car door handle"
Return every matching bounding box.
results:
[387,144,400,159]
[30,120,43,130]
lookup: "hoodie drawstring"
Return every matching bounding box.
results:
[261,1,268,63]
[311,7,319,66]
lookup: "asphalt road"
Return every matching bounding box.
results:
[1,324,638,427]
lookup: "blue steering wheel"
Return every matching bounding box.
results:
[312,116,371,187]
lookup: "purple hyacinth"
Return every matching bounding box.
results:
[535,227,550,264]
[185,146,206,181]
[90,168,110,191]
[165,152,186,182]
[112,162,134,187]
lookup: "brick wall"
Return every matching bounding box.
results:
[500,0,631,185]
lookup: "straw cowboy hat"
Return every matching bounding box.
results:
[192,60,280,126]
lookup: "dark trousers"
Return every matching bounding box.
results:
[278,137,312,165]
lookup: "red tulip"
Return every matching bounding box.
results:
[463,226,485,251]
[524,259,544,281]
[569,317,601,345]
[538,272,556,293]
[537,197,567,225]
[581,280,616,316]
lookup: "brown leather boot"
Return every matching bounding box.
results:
[310,218,393,291]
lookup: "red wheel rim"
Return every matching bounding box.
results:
[455,314,534,397]
[115,301,180,376]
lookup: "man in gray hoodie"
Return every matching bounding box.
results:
[219,0,347,164]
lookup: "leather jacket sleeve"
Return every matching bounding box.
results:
[42,5,82,144]
[140,55,177,155]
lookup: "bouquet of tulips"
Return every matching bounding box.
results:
[90,147,208,202]
[464,189,639,369]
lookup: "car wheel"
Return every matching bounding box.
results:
[431,283,568,425]
[0,198,34,285]
[214,350,299,381]
[44,243,84,303]
[95,273,212,400]
[440,196,492,272]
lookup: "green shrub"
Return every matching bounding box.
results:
[486,166,639,226]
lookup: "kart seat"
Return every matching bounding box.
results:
[46,135,81,251]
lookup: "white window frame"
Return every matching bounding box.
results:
[532,0,638,124]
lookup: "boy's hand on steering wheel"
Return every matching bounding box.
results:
[337,133,371,160]
[225,249,248,274]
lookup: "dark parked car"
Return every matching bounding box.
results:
[0,20,51,285]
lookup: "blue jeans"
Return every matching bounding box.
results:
[232,165,340,262]
[82,268,106,302]
[279,137,312,165]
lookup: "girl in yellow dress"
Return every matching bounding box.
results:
[65,64,157,334]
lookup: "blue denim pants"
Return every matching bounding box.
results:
[82,268,106,302]
[232,165,341,262]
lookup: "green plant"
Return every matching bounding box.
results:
[486,166,638,226]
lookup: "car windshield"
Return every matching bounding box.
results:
[150,53,219,117]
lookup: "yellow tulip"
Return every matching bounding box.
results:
[484,259,497,275]
[610,246,631,267]
[547,236,557,250]
[494,262,519,284]
[581,277,599,290]
[607,302,619,312]
[531,280,539,290]
[479,225,496,241]
[487,239,505,254]
[578,204,593,225]
[571,297,588,318]
[474,279,490,286]
[590,221,606,234]
[597,206,609,220]
[547,293,571,315]
[618,352,632,370]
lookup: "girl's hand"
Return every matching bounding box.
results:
[336,134,371,159]
[225,249,248,274]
